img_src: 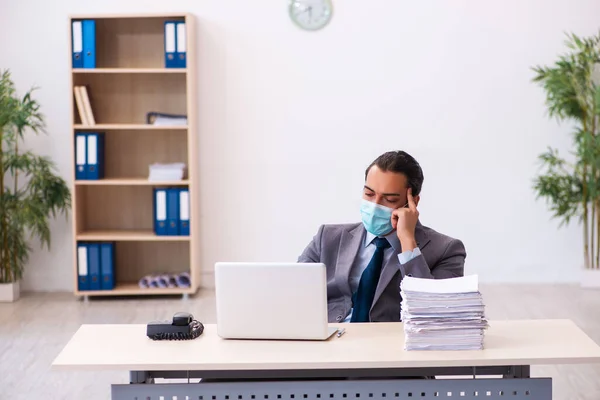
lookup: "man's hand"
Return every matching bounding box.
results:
[391,188,419,251]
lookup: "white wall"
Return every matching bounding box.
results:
[1,0,598,291]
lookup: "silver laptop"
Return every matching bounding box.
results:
[214,262,339,340]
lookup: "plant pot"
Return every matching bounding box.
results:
[0,281,20,302]
[580,269,600,288]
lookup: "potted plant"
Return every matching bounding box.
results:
[0,69,71,301]
[532,32,600,287]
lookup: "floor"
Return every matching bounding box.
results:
[1,285,600,400]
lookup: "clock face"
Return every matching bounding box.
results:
[289,0,333,31]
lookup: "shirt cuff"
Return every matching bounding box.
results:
[397,247,422,265]
[344,310,352,323]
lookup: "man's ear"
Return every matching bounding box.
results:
[414,195,420,207]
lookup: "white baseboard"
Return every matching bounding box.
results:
[580,269,600,288]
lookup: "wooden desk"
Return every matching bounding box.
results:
[52,320,600,400]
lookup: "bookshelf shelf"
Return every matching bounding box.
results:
[70,13,192,20]
[75,178,190,186]
[70,13,198,298]
[75,282,194,297]
[73,73,187,124]
[73,68,187,74]
[73,124,188,130]
[76,230,190,241]
[75,240,192,296]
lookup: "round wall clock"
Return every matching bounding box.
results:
[289,0,333,31]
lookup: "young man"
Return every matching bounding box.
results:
[298,151,466,323]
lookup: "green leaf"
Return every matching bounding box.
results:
[594,86,600,115]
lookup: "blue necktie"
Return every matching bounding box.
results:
[351,237,391,322]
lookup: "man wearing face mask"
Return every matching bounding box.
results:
[298,150,466,323]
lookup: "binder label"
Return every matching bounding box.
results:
[77,246,88,276]
[76,135,86,166]
[156,191,167,221]
[87,134,97,164]
[72,21,83,53]
[177,23,187,52]
[180,190,189,221]
[165,23,176,53]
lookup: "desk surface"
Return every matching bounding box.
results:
[52,319,600,372]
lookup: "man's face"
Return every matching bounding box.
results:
[362,165,420,209]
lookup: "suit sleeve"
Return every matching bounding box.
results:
[399,238,466,279]
[298,225,325,263]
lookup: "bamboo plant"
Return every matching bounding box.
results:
[0,69,71,284]
[532,32,600,270]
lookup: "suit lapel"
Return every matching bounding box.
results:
[334,223,364,297]
[371,221,431,309]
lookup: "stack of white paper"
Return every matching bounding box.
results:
[148,163,186,181]
[400,275,488,351]
[152,115,188,126]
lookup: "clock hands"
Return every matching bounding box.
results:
[290,0,331,30]
[296,4,313,21]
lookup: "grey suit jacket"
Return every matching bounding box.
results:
[297,222,466,323]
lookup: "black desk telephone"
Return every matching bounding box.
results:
[146,312,204,341]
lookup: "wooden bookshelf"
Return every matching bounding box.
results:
[73,68,187,74]
[73,124,188,130]
[75,282,195,297]
[76,230,191,242]
[69,13,199,298]
[74,178,190,186]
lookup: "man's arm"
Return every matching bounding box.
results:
[391,188,465,279]
[297,225,325,263]
[399,239,466,279]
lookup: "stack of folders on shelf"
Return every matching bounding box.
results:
[146,111,187,126]
[164,20,187,68]
[154,187,190,236]
[148,162,186,181]
[75,132,105,180]
[73,85,95,126]
[77,242,115,291]
[400,275,489,351]
[146,112,187,126]
[71,19,96,68]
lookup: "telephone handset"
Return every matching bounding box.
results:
[146,312,204,340]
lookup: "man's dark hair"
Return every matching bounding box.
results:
[365,151,424,196]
